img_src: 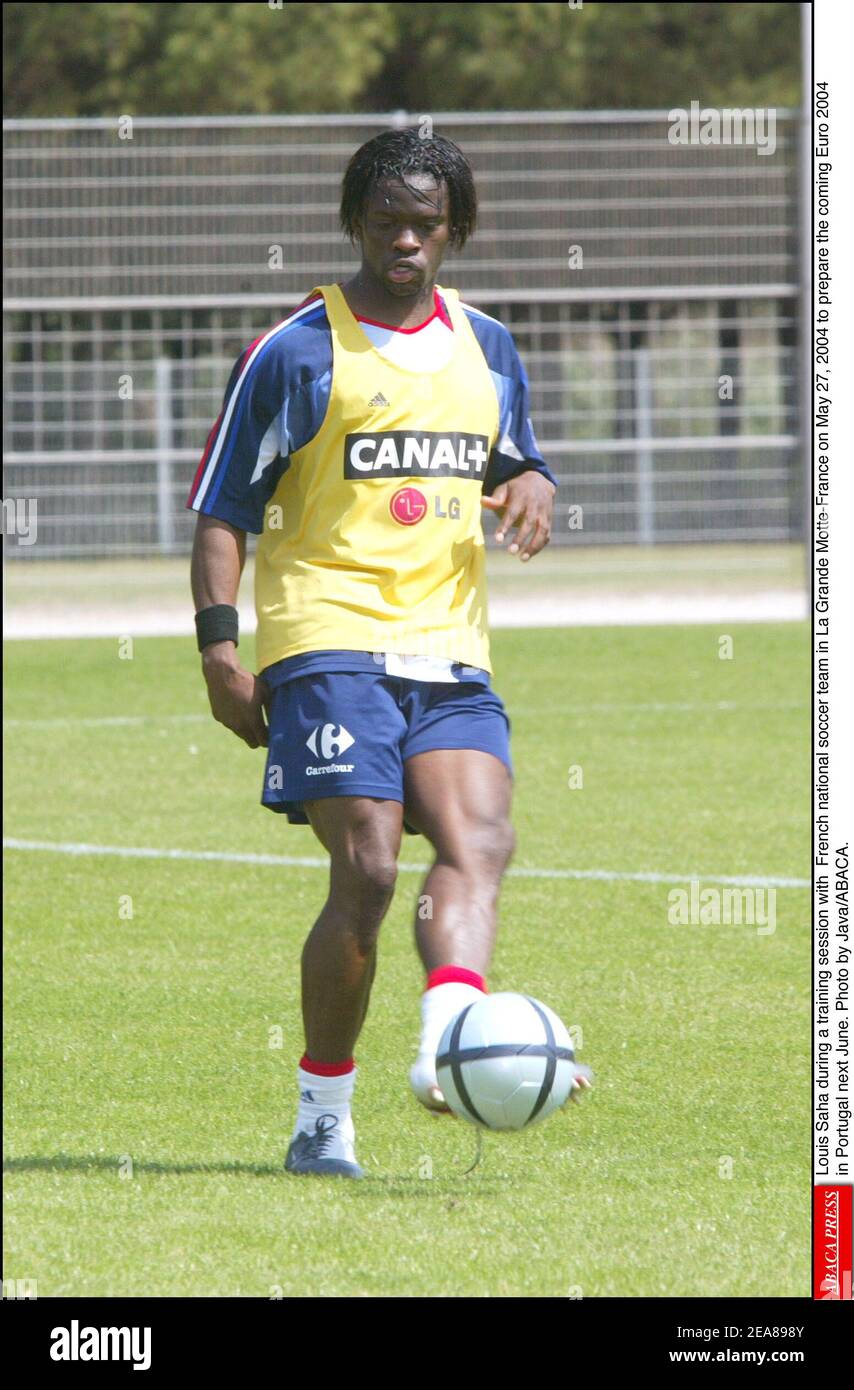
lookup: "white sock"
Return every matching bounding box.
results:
[417,982,485,1061]
[293,1065,356,1150]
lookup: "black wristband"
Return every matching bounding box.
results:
[195,604,239,652]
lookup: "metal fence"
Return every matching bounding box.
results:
[3,112,802,557]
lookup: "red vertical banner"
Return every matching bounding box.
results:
[814,1185,853,1299]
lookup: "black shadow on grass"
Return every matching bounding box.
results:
[4,1154,284,1178]
[4,1154,510,1193]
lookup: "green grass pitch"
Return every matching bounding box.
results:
[3,622,809,1297]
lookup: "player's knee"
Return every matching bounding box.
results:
[356,849,399,904]
[335,844,399,916]
[468,813,516,882]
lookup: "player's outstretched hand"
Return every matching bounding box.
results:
[202,644,270,749]
[481,472,556,561]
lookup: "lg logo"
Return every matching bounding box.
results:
[389,487,462,526]
[389,487,427,525]
[306,723,355,760]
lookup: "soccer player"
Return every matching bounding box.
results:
[188,129,589,1179]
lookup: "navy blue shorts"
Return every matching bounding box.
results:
[261,671,512,830]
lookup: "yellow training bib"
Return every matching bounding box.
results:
[254,283,501,673]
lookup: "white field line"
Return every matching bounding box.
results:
[2,700,807,730]
[2,837,809,889]
[3,713,209,729]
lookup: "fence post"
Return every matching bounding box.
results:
[155,357,175,555]
[634,346,655,544]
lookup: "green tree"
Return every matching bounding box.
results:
[4,2,399,115]
[4,1,801,117]
[362,2,800,112]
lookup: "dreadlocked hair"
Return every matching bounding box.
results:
[339,128,477,251]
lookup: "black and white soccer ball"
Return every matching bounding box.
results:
[436,992,580,1131]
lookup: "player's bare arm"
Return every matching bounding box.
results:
[482,471,556,561]
[191,513,269,749]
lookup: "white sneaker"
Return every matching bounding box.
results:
[285,1113,364,1178]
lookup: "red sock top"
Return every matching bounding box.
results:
[299,1054,355,1076]
[425,965,487,993]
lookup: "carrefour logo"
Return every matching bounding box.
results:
[306,723,355,760]
[344,431,488,479]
